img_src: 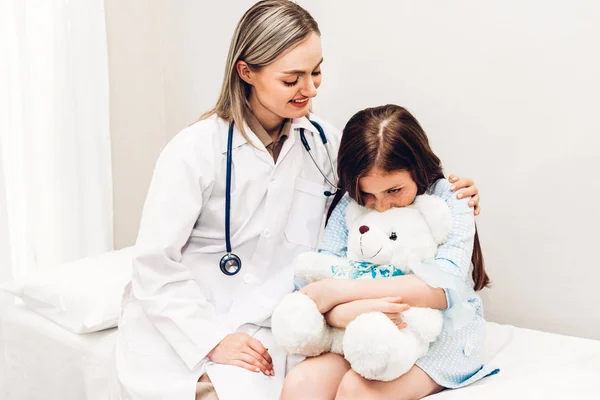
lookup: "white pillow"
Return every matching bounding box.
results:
[0,246,136,334]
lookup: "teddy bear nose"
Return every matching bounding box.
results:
[359,225,370,234]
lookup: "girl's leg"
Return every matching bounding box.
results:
[281,353,351,400]
[335,365,444,400]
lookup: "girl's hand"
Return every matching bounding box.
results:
[207,333,274,376]
[448,174,481,216]
[325,297,410,329]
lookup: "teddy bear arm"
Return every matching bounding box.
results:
[294,252,349,283]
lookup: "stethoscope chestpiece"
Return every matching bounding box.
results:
[220,253,242,276]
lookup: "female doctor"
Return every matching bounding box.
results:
[114,1,481,399]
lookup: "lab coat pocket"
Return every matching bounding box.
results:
[284,177,326,249]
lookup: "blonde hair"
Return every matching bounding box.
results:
[199,0,320,141]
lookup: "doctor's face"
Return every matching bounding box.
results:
[246,32,323,121]
[358,168,418,213]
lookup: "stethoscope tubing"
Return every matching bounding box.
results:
[221,120,337,276]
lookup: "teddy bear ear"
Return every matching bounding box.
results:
[346,199,369,227]
[412,194,452,244]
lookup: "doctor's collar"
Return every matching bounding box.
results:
[219,114,320,154]
[290,114,321,136]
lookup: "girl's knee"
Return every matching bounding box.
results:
[283,354,350,400]
[281,362,328,399]
[336,366,444,400]
[335,371,373,400]
[281,368,310,400]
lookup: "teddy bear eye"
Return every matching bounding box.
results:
[389,232,397,241]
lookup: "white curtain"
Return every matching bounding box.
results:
[0,0,113,281]
[0,148,11,284]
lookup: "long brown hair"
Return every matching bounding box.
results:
[328,104,490,291]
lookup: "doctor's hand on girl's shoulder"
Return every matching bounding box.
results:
[207,333,275,376]
[325,297,410,329]
[448,174,481,216]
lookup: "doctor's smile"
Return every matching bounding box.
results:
[289,97,309,108]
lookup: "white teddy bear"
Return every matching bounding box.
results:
[271,194,452,382]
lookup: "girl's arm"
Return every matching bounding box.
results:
[324,297,410,329]
[305,178,476,316]
[302,275,447,314]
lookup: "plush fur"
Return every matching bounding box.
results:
[272,194,452,381]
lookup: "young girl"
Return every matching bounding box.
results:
[282,104,498,400]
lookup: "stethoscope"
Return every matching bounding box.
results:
[219,120,338,276]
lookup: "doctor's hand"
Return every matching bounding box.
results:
[207,333,274,376]
[325,297,410,329]
[448,174,481,216]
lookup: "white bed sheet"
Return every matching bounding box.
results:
[1,299,599,400]
[0,301,119,400]
[428,322,600,399]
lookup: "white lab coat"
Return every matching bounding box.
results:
[114,113,341,400]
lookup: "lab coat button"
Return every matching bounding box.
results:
[262,229,271,238]
[243,274,252,284]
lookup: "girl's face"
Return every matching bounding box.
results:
[241,32,323,121]
[358,168,418,213]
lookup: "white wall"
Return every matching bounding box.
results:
[105,0,257,248]
[105,0,168,249]
[301,0,600,340]
[107,1,600,339]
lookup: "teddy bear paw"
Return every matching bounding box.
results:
[343,312,421,381]
[271,292,332,356]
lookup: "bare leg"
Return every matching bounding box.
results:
[281,353,351,400]
[335,365,444,400]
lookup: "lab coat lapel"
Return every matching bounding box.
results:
[252,144,276,166]
[274,126,296,167]
[218,120,247,154]
[218,119,274,166]
[276,116,314,166]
